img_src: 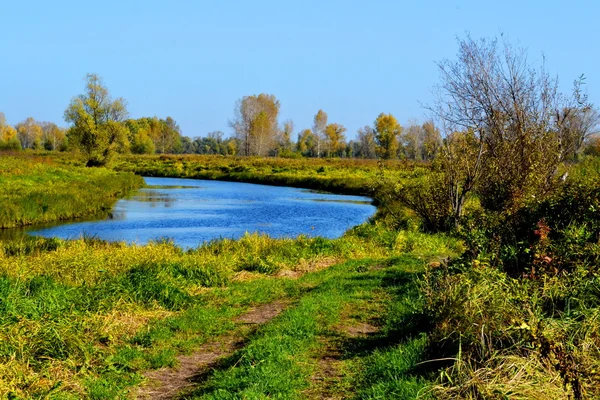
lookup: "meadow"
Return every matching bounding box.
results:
[0,220,462,398]
[0,152,599,399]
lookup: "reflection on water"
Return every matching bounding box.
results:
[10,177,377,249]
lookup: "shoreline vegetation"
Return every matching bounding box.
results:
[0,152,461,399]
[0,152,599,399]
[0,153,143,229]
[114,153,411,196]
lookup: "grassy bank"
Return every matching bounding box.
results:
[0,224,462,399]
[0,153,143,228]
[113,154,426,197]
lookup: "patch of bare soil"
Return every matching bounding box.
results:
[306,343,346,400]
[344,322,379,338]
[134,301,288,400]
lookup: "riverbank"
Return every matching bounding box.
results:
[3,152,597,398]
[0,153,463,398]
[113,153,424,196]
[0,153,143,229]
[0,223,462,398]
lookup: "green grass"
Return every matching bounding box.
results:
[179,256,444,400]
[0,153,143,228]
[0,217,462,398]
[8,151,596,399]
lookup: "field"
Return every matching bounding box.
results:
[0,152,599,399]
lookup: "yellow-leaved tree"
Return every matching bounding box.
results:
[374,113,401,159]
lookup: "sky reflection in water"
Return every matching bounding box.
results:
[28,177,377,249]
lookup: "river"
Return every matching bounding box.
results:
[21,177,377,248]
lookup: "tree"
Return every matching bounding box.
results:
[0,113,20,150]
[401,121,423,160]
[131,129,155,154]
[374,113,401,159]
[421,120,442,161]
[356,126,377,158]
[313,109,328,157]
[40,122,66,151]
[556,105,599,161]
[583,134,600,156]
[156,116,182,154]
[16,117,43,149]
[230,94,280,156]
[64,73,129,166]
[192,131,225,155]
[297,129,316,157]
[225,139,238,155]
[324,123,346,157]
[278,119,294,154]
[430,35,596,219]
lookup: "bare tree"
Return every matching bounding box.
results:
[229,94,280,156]
[16,117,43,149]
[357,125,377,158]
[401,120,424,160]
[429,35,595,218]
[313,109,328,158]
[421,120,442,160]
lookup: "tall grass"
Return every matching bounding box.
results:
[0,154,143,228]
[0,221,463,398]
[420,157,600,399]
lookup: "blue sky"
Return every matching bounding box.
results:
[1,0,598,139]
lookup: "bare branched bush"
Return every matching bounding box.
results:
[430,35,598,219]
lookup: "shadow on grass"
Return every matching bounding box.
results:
[339,264,454,394]
[172,257,451,399]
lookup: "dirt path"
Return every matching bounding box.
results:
[305,321,379,399]
[135,300,289,400]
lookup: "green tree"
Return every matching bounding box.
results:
[226,139,238,155]
[64,73,129,166]
[278,119,294,154]
[156,116,182,154]
[131,130,155,154]
[374,113,401,159]
[297,129,316,157]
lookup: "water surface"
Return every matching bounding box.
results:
[27,177,376,248]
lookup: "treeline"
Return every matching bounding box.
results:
[0,114,67,151]
[226,94,444,160]
[0,105,443,161]
[3,72,599,163]
[0,112,183,155]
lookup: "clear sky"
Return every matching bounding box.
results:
[1,0,598,139]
